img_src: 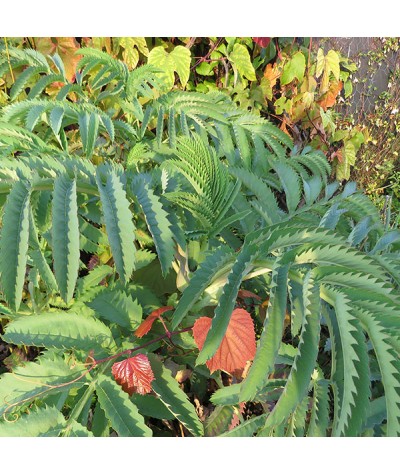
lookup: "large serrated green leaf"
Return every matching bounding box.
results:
[132,180,175,276]
[0,180,31,311]
[196,243,257,365]
[328,290,371,436]
[355,306,400,436]
[88,288,142,330]
[171,245,233,329]
[0,352,88,417]
[96,375,151,437]
[148,354,203,436]
[220,414,267,437]
[259,271,321,432]
[96,168,136,285]
[0,405,65,437]
[2,312,114,355]
[52,175,80,304]
[240,262,289,401]
[78,112,99,159]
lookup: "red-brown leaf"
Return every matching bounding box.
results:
[253,37,271,48]
[134,306,174,338]
[112,354,154,396]
[237,289,262,301]
[192,308,257,374]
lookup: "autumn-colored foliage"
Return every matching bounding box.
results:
[134,306,174,338]
[192,308,257,374]
[112,354,155,395]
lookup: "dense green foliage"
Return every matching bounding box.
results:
[0,41,399,437]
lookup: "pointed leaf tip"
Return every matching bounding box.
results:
[112,354,154,396]
[134,306,174,338]
[193,308,256,374]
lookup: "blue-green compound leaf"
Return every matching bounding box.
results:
[148,354,204,436]
[197,243,257,365]
[96,168,136,285]
[171,245,233,329]
[0,405,65,437]
[96,375,151,437]
[88,288,142,331]
[2,312,115,355]
[0,352,89,417]
[132,179,175,276]
[259,271,321,433]
[240,263,289,401]
[0,180,31,311]
[52,175,80,304]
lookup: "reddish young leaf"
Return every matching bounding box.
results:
[112,354,154,396]
[192,308,257,374]
[134,306,174,338]
[237,289,262,301]
[253,37,271,48]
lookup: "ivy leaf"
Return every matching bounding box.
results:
[193,308,256,374]
[281,52,306,85]
[229,43,256,81]
[117,37,149,70]
[112,354,155,396]
[317,80,343,111]
[134,306,174,338]
[336,141,356,181]
[148,46,191,89]
[316,49,341,93]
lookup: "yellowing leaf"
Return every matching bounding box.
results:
[192,308,256,374]
[264,63,281,88]
[280,52,306,85]
[317,80,343,111]
[148,45,191,89]
[336,142,356,181]
[316,49,341,93]
[274,96,293,115]
[230,43,256,81]
[34,37,81,82]
[117,37,149,70]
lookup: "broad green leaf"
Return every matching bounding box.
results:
[171,245,233,329]
[0,405,65,437]
[229,43,256,81]
[96,375,151,436]
[148,354,204,436]
[240,263,289,401]
[260,271,321,432]
[336,142,356,181]
[170,46,191,87]
[196,243,257,365]
[0,352,88,417]
[0,180,31,311]
[132,179,175,276]
[96,167,136,285]
[281,52,306,85]
[130,394,174,420]
[220,414,267,437]
[88,288,142,330]
[3,312,115,355]
[52,175,80,304]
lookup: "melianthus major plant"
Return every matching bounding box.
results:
[0,45,399,437]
